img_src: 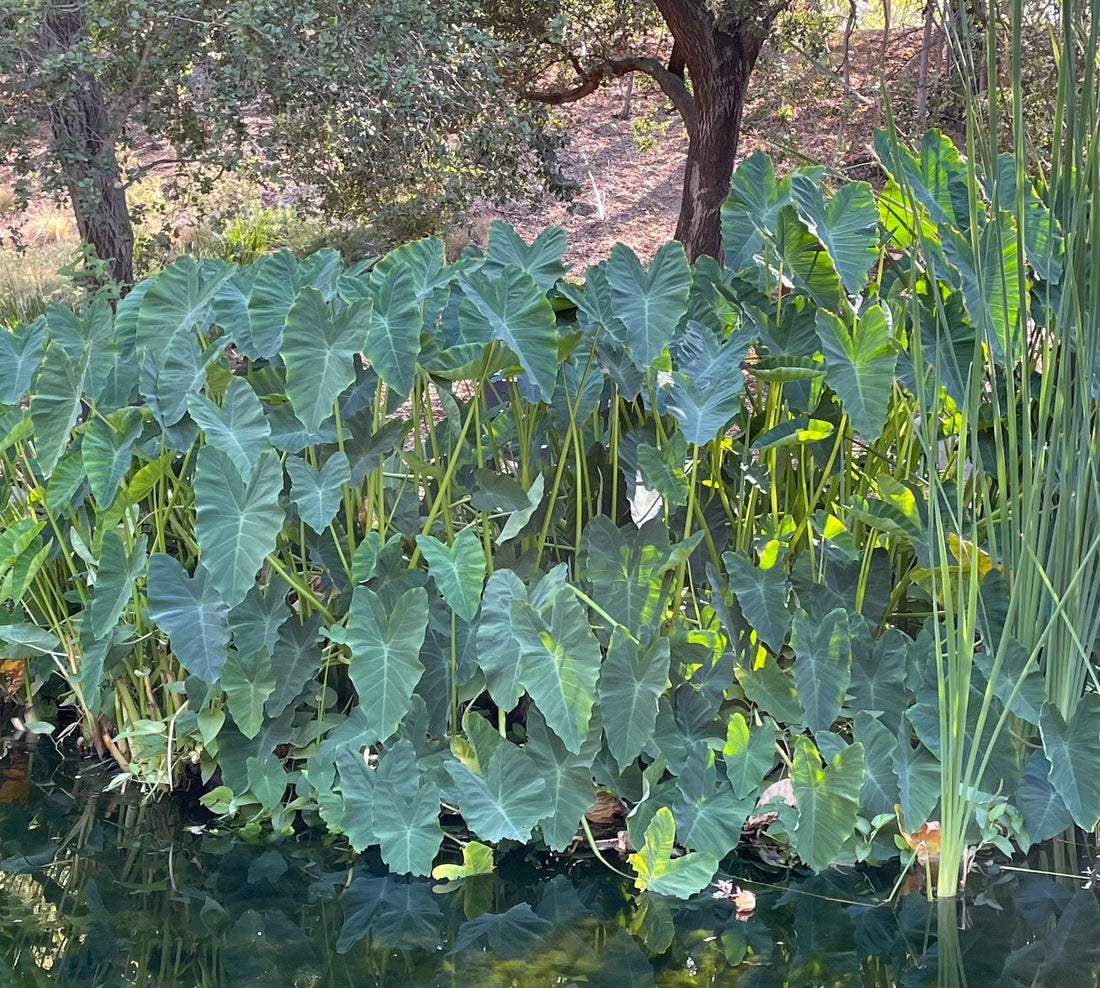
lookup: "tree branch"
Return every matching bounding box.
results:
[520,55,697,138]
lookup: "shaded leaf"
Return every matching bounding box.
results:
[416,528,486,621]
[222,647,276,739]
[186,376,271,482]
[599,629,670,773]
[606,241,691,370]
[445,742,551,843]
[147,553,230,682]
[286,451,350,534]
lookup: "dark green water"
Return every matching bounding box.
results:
[1,743,1097,988]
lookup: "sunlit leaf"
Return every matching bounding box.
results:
[599,629,670,772]
[628,806,718,898]
[416,528,486,622]
[722,712,777,798]
[606,241,690,370]
[791,736,864,872]
[789,174,879,295]
[186,376,271,481]
[790,607,851,733]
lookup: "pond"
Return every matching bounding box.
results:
[2,743,1098,988]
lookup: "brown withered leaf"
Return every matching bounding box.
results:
[585,789,626,825]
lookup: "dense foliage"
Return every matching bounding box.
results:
[1,130,1098,894]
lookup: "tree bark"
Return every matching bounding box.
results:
[42,3,135,288]
[656,0,777,262]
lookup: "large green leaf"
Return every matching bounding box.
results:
[335,746,377,851]
[229,581,290,660]
[0,316,46,404]
[722,712,777,798]
[941,219,1023,365]
[135,255,235,351]
[31,343,84,476]
[510,587,602,755]
[721,150,793,275]
[1040,694,1100,831]
[147,553,231,682]
[245,250,304,359]
[789,175,879,295]
[675,744,753,860]
[195,446,285,608]
[265,613,323,717]
[221,647,276,740]
[87,531,147,640]
[457,265,558,402]
[599,629,670,772]
[606,241,691,370]
[81,406,143,506]
[281,287,371,433]
[445,742,551,843]
[769,205,844,308]
[628,806,718,898]
[346,586,429,743]
[372,779,443,876]
[790,607,851,733]
[475,569,528,710]
[286,451,350,534]
[665,321,752,445]
[186,376,271,482]
[891,723,940,827]
[815,303,897,442]
[790,736,864,872]
[722,550,791,652]
[580,516,702,630]
[415,528,487,622]
[1017,750,1075,844]
[853,711,900,815]
[483,222,568,294]
[735,653,803,725]
[873,128,972,232]
[525,706,600,851]
[365,263,422,398]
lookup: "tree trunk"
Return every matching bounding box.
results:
[656,0,773,262]
[42,3,135,288]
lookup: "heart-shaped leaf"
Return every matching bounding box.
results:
[286,451,350,534]
[790,607,852,733]
[1040,694,1100,831]
[445,742,551,843]
[483,222,568,294]
[87,530,147,640]
[186,376,271,482]
[147,553,230,682]
[221,647,276,739]
[665,322,752,445]
[0,316,46,404]
[365,263,422,398]
[82,406,144,506]
[372,779,443,876]
[195,446,285,608]
[599,629,670,772]
[722,550,791,653]
[606,241,690,370]
[628,806,718,898]
[789,174,879,295]
[524,706,600,851]
[346,586,429,744]
[31,343,84,476]
[415,528,486,622]
[791,736,864,872]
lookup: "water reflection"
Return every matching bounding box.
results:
[1,744,1097,987]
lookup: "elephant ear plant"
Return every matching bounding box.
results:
[0,175,1093,895]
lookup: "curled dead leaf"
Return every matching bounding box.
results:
[585,789,626,825]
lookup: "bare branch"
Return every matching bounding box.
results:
[520,56,697,138]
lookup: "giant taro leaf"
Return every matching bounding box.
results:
[81,406,144,506]
[0,316,46,404]
[580,515,702,630]
[665,321,752,446]
[135,255,235,351]
[372,780,443,876]
[1039,694,1100,831]
[30,343,84,477]
[769,205,845,309]
[286,451,350,534]
[87,531,147,640]
[628,806,718,899]
[476,569,528,711]
[721,150,793,276]
[365,263,422,398]
[524,706,600,852]
[147,553,231,681]
[195,446,285,608]
[606,241,691,371]
[1017,749,1075,844]
[346,585,429,744]
[415,528,486,622]
[789,174,879,296]
[245,251,304,359]
[221,647,276,739]
[510,587,602,755]
[815,303,898,442]
[873,129,972,232]
[445,741,552,843]
[457,265,559,402]
[186,376,272,482]
[599,629,670,772]
[790,607,852,733]
[674,744,752,860]
[790,735,864,872]
[265,613,323,717]
[483,222,569,295]
[722,549,791,653]
[281,287,371,434]
[722,712,778,797]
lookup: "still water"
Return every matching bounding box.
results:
[1,742,1097,988]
